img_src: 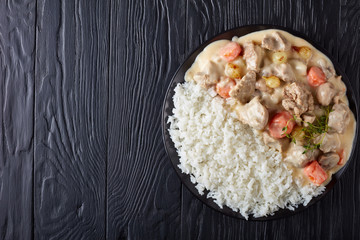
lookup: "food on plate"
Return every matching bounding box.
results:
[303,161,328,186]
[168,30,356,219]
[268,111,295,139]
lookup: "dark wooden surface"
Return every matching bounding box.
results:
[0,0,359,239]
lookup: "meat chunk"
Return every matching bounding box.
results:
[243,42,264,72]
[192,58,226,88]
[282,82,314,117]
[193,72,218,88]
[328,103,351,134]
[261,63,296,82]
[316,82,337,106]
[318,58,335,79]
[333,76,346,104]
[284,143,320,168]
[302,113,316,127]
[312,105,326,117]
[318,152,340,170]
[314,133,341,153]
[261,32,291,51]
[255,78,273,94]
[262,131,289,152]
[229,70,256,103]
[236,96,269,130]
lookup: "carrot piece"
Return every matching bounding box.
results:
[219,42,242,62]
[307,66,326,87]
[216,78,236,99]
[304,161,328,186]
[268,111,295,139]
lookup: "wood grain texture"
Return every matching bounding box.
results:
[107,0,186,239]
[181,0,360,240]
[0,0,35,239]
[0,0,358,239]
[34,0,109,239]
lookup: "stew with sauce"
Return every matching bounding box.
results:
[184,29,356,187]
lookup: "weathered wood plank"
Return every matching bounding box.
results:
[181,0,360,239]
[0,1,36,239]
[107,0,186,239]
[34,0,109,239]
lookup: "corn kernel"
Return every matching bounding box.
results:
[224,63,241,79]
[263,76,281,88]
[272,52,288,64]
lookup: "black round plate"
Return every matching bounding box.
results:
[162,24,359,220]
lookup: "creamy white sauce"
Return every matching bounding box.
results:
[185,29,357,187]
[185,40,230,83]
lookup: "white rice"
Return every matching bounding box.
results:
[168,81,325,219]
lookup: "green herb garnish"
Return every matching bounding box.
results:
[282,106,332,154]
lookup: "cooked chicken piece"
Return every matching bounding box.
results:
[261,63,296,82]
[316,82,337,106]
[251,90,263,99]
[282,82,314,117]
[255,78,273,94]
[261,32,291,51]
[318,58,335,79]
[236,96,269,130]
[318,152,340,170]
[262,131,289,152]
[302,113,316,127]
[192,58,227,88]
[312,105,326,117]
[314,133,341,153]
[328,103,351,134]
[332,76,346,104]
[333,96,340,105]
[243,42,264,72]
[284,143,320,168]
[193,72,218,88]
[229,70,256,103]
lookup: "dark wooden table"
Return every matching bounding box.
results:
[0,0,359,239]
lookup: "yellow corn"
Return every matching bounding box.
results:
[263,76,281,88]
[224,63,241,79]
[272,52,288,64]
